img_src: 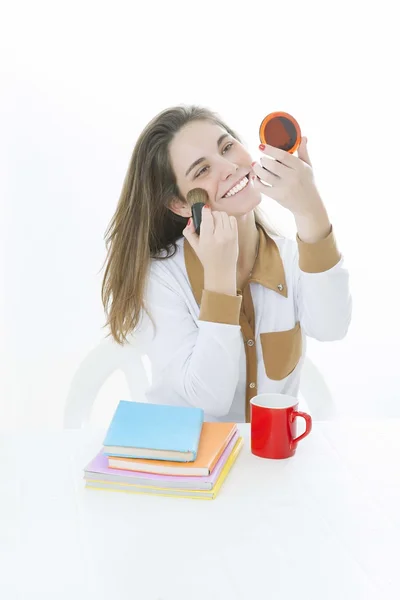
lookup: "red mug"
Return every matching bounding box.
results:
[250,393,312,459]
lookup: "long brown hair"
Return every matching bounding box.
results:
[102,105,280,344]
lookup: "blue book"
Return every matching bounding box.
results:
[103,401,204,462]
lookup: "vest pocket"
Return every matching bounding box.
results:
[260,322,302,381]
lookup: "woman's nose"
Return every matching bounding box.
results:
[219,160,239,180]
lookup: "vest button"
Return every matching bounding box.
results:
[249,382,256,389]
[247,339,254,346]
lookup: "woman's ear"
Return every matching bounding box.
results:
[168,197,191,218]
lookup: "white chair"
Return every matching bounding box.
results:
[63,337,151,429]
[298,356,336,420]
[63,340,334,428]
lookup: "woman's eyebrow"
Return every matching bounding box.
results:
[185,133,230,177]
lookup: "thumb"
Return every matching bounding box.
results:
[297,136,312,167]
[182,217,199,251]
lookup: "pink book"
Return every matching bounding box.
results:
[84,430,239,491]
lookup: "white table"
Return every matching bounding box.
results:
[2,421,400,600]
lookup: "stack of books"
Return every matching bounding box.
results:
[84,400,243,500]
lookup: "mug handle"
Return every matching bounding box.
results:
[291,411,312,444]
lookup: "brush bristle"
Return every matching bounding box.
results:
[186,188,209,207]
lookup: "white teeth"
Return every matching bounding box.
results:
[224,176,249,198]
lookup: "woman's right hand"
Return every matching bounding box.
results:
[182,206,239,296]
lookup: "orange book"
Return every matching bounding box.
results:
[108,422,237,477]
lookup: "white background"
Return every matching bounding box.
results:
[1,0,399,430]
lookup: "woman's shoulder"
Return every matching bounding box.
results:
[146,238,193,308]
[149,237,186,282]
[270,232,297,249]
[263,229,298,263]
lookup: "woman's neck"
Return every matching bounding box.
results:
[236,211,259,273]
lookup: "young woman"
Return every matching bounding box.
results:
[102,106,352,422]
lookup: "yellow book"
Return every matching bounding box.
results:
[85,437,243,500]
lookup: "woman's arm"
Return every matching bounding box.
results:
[294,227,352,341]
[139,268,243,417]
[294,202,331,244]
[252,137,352,341]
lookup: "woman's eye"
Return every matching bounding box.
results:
[194,143,233,178]
[195,166,209,178]
[223,142,234,153]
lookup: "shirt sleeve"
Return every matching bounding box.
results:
[138,266,243,417]
[293,226,352,341]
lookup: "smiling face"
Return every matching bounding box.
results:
[168,120,262,218]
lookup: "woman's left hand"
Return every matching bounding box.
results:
[252,137,325,218]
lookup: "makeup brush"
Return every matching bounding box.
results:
[186,188,209,235]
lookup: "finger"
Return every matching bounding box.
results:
[183,216,195,235]
[259,156,287,178]
[219,211,231,230]
[296,136,312,167]
[252,175,280,202]
[200,205,215,236]
[182,218,199,249]
[217,212,237,232]
[259,143,298,169]
[212,210,224,230]
[252,163,277,186]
